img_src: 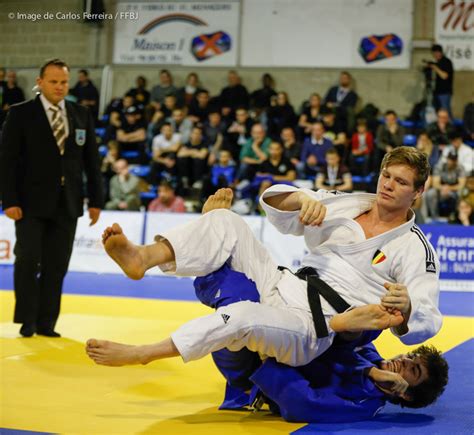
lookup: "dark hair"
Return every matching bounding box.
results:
[390,345,449,409]
[159,180,174,190]
[448,129,463,141]
[357,118,368,127]
[161,122,172,128]
[79,69,89,76]
[431,44,443,53]
[39,58,70,77]
[384,110,398,118]
[381,146,431,190]
[325,147,339,156]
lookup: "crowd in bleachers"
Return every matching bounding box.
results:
[1,66,473,225]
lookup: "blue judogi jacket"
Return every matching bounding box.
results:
[194,263,387,423]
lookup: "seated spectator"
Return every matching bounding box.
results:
[105,159,141,211]
[298,93,322,137]
[375,110,405,168]
[449,198,474,226]
[440,130,474,174]
[169,108,193,144]
[70,69,99,118]
[205,111,227,166]
[188,89,212,124]
[249,73,277,114]
[321,106,344,141]
[148,180,186,213]
[315,147,353,192]
[150,122,181,185]
[280,127,302,175]
[176,72,204,107]
[300,122,333,177]
[177,125,209,189]
[150,69,178,109]
[162,94,178,119]
[238,123,271,181]
[226,107,254,161]
[267,91,297,139]
[146,108,167,146]
[416,131,441,170]
[219,70,249,117]
[461,171,474,205]
[2,70,25,110]
[350,118,373,175]
[333,131,351,166]
[126,76,150,106]
[105,95,135,142]
[116,106,147,163]
[202,149,237,200]
[425,152,466,220]
[101,140,120,200]
[256,141,296,199]
[323,71,358,132]
[427,108,454,151]
[462,94,474,141]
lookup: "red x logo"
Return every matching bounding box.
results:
[196,32,223,57]
[367,35,394,61]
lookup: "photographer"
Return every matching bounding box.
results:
[424,44,454,119]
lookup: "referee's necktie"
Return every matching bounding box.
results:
[49,105,67,155]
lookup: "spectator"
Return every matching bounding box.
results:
[169,108,193,144]
[238,123,271,181]
[188,89,212,124]
[148,180,186,213]
[427,108,454,150]
[440,130,474,175]
[280,127,302,174]
[162,94,178,119]
[320,106,344,141]
[126,76,150,106]
[101,140,120,200]
[298,93,323,137]
[105,159,141,211]
[177,72,204,107]
[300,122,333,177]
[350,118,373,175]
[315,147,353,192]
[256,141,296,199]
[146,108,167,146]
[428,44,454,119]
[70,69,99,118]
[225,107,253,161]
[375,110,405,168]
[425,152,466,220]
[177,125,209,189]
[150,69,178,108]
[150,122,181,185]
[333,131,351,166]
[116,106,147,163]
[0,67,6,125]
[219,70,249,117]
[462,94,474,141]
[202,149,237,200]
[2,70,25,110]
[267,91,297,139]
[416,131,441,170]
[449,198,474,226]
[250,73,277,113]
[205,110,227,166]
[323,71,358,132]
[461,171,474,205]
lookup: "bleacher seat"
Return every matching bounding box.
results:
[98,145,108,157]
[466,140,474,148]
[129,165,151,178]
[140,185,157,201]
[403,134,417,146]
[453,118,464,127]
[121,151,140,160]
[399,120,415,129]
[95,128,106,142]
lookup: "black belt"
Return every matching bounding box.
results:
[278,266,350,338]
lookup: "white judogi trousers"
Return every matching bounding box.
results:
[158,209,335,367]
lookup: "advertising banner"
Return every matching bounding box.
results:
[113,1,239,66]
[435,0,474,70]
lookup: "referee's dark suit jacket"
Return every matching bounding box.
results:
[0,95,104,326]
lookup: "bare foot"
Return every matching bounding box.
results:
[86,338,144,366]
[102,223,146,280]
[202,188,233,214]
[330,305,403,333]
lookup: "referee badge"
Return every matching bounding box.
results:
[372,250,386,265]
[75,129,86,146]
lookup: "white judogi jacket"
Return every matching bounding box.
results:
[260,184,442,345]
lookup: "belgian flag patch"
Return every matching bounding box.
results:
[372,250,387,265]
